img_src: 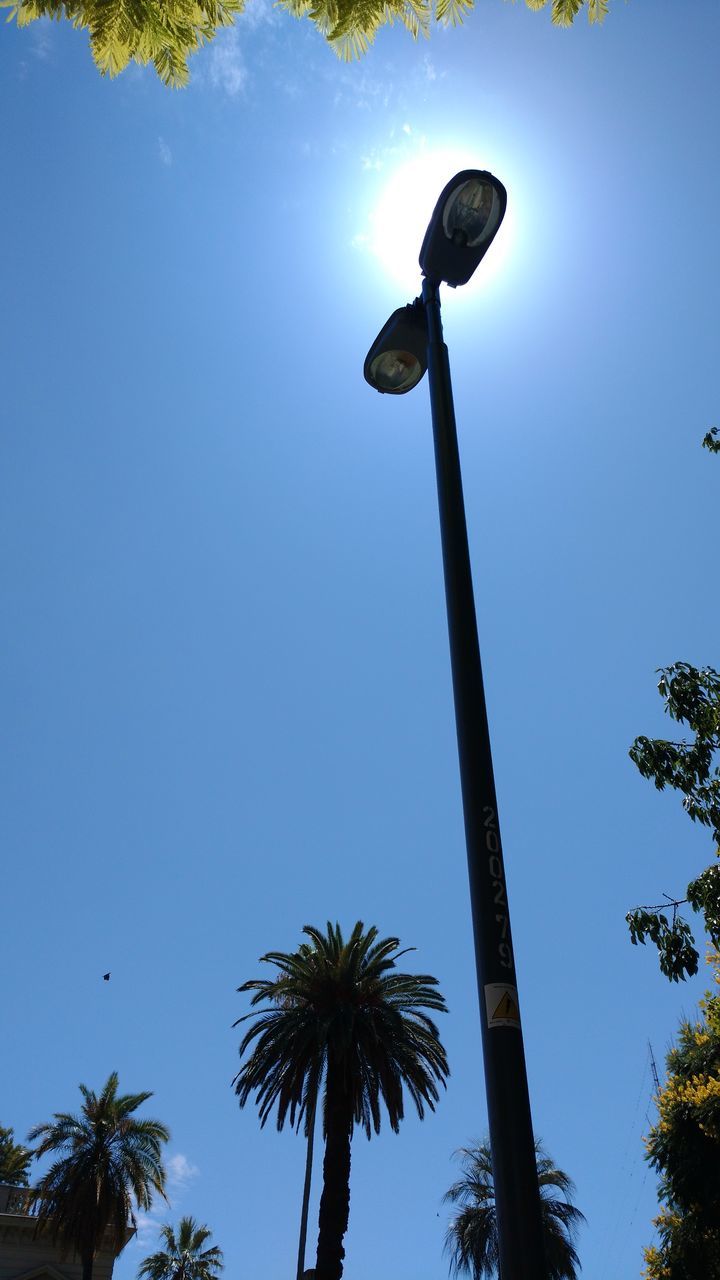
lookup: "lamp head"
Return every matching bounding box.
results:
[363,300,428,395]
[419,169,507,288]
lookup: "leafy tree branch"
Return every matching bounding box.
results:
[627,663,720,980]
[2,0,613,88]
[627,432,719,981]
[642,953,720,1279]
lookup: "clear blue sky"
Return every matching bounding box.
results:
[1,2,719,1278]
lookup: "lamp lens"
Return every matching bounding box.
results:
[369,349,423,393]
[442,179,499,248]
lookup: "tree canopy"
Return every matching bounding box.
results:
[643,953,720,1280]
[28,1072,169,1280]
[627,663,720,981]
[1,0,611,89]
[0,1125,32,1187]
[138,1218,224,1280]
[234,920,449,1280]
[626,432,719,981]
[444,1139,585,1280]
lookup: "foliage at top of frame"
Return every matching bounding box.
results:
[2,0,611,86]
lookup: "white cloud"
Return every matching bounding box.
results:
[166,1152,199,1191]
[358,135,405,176]
[158,137,173,167]
[208,28,247,96]
[423,54,437,81]
[128,1153,198,1251]
[402,122,412,135]
[361,153,384,171]
[132,1209,164,1251]
[331,70,393,113]
[31,20,53,60]
[237,0,280,30]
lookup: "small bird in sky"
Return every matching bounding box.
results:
[103,972,110,981]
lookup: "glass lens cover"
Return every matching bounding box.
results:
[369,349,423,393]
[442,180,499,248]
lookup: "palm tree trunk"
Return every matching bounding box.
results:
[314,1066,353,1280]
[296,1088,317,1280]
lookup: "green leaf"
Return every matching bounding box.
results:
[4,0,614,82]
[551,0,583,26]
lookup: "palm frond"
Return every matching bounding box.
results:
[550,0,582,25]
[435,0,471,27]
[30,1074,169,1268]
[443,1139,585,1280]
[4,0,609,82]
[234,921,449,1140]
[138,1216,223,1280]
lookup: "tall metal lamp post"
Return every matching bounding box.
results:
[364,172,547,1280]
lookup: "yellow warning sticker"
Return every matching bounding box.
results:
[484,983,521,1028]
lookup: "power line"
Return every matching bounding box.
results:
[648,1041,661,1099]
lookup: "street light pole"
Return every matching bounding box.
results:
[422,275,546,1280]
[364,170,548,1277]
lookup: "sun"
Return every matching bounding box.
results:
[366,146,514,299]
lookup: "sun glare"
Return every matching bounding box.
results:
[366,147,515,299]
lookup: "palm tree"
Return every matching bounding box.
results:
[444,1140,585,1280]
[28,1072,169,1280]
[0,1125,32,1186]
[138,1217,224,1280]
[233,921,449,1280]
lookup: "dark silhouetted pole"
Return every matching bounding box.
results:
[423,275,546,1280]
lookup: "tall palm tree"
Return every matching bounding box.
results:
[444,1140,585,1280]
[0,1124,32,1186]
[233,921,449,1280]
[138,1217,224,1280]
[28,1072,169,1280]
